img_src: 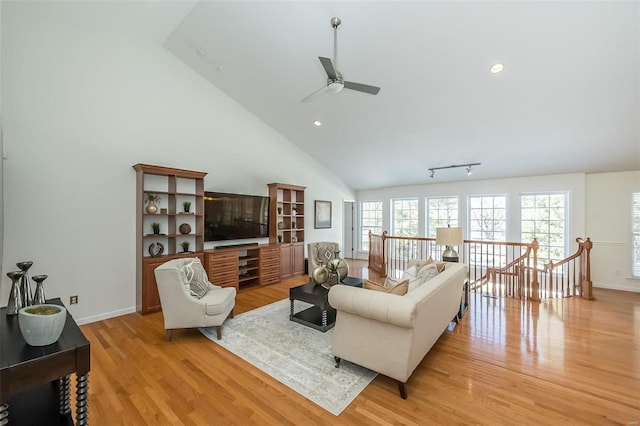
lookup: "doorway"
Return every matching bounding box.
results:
[343,201,355,259]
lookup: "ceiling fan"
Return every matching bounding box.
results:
[301,17,381,102]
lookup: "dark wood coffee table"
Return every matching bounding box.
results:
[289,277,363,332]
[0,298,90,425]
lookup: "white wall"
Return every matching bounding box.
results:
[1,2,353,324]
[586,170,640,292]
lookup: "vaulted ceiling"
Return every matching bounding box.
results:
[164,1,640,190]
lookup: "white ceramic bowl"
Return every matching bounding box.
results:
[18,304,67,346]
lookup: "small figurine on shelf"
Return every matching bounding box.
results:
[181,241,190,253]
[292,205,298,215]
[277,206,283,215]
[145,194,161,214]
[183,201,192,213]
[151,222,160,235]
[277,234,283,243]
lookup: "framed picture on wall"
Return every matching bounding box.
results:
[314,200,332,229]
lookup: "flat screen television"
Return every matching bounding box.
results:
[204,191,270,242]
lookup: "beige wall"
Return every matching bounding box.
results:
[586,170,640,292]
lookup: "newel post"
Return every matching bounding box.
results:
[582,238,594,300]
[531,239,540,301]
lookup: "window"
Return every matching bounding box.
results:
[392,198,419,237]
[360,201,383,251]
[521,193,567,263]
[633,193,640,277]
[468,195,507,241]
[426,197,459,238]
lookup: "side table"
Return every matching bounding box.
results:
[0,298,90,425]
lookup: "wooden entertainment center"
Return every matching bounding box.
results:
[133,164,306,314]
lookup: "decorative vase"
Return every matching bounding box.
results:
[328,258,349,283]
[146,200,158,214]
[6,271,25,315]
[32,275,49,305]
[17,261,34,307]
[311,264,329,286]
[179,223,192,235]
[18,304,67,346]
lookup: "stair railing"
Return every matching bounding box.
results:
[368,232,592,301]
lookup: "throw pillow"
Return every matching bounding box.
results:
[182,258,210,299]
[408,263,440,292]
[364,278,409,295]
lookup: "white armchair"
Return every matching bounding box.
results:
[154,257,236,341]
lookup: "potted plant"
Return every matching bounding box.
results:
[183,201,191,213]
[181,241,190,253]
[277,235,283,243]
[145,194,161,214]
[151,222,160,234]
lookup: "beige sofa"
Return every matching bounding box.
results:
[328,262,467,399]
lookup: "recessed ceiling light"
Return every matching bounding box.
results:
[490,63,504,74]
[313,120,322,127]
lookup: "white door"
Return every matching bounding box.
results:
[343,201,355,259]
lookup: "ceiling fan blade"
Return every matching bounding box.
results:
[319,57,338,80]
[344,81,381,95]
[301,86,329,103]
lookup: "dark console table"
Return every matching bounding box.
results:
[0,298,90,425]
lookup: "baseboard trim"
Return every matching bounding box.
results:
[594,282,639,293]
[74,306,137,326]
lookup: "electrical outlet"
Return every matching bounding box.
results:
[70,295,78,305]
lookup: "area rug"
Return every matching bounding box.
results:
[199,299,376,416]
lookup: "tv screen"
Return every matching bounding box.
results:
[204,192,270,241]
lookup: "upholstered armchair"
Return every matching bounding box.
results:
[307,242,340,273]
[154,257,236,341]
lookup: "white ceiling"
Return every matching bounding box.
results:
[164,1,640,191]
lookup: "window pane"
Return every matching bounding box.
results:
[426,197,459,238]
[360,201,383,251]
[468,195,508,242]
[392,198,419,237]
[633,193,640,277]
[520,192,566,263]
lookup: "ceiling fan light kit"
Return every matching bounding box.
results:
[301,17,381,102]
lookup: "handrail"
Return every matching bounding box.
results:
[368,232,591,301]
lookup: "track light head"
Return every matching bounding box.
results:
[429,170,435,178]
[467,166,473,175]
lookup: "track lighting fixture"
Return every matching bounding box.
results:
[428,163,481,179]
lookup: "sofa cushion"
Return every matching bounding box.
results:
[364,278,409,295]
[202,286,236,316]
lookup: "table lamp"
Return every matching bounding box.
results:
[436,226,463,262]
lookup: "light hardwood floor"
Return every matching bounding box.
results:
[79,260,640,425]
